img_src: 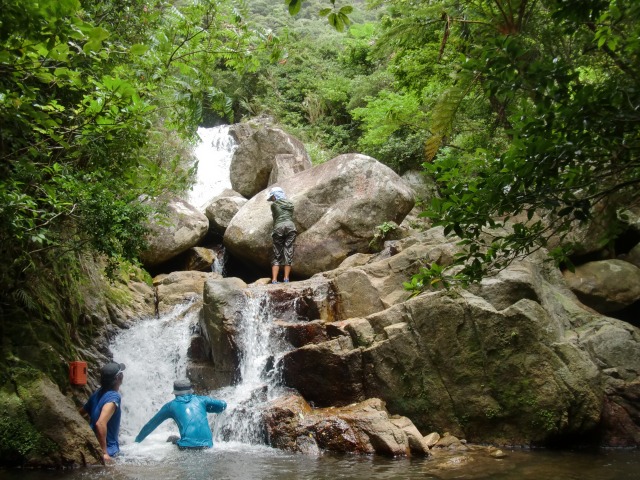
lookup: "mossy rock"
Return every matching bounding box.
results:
[0,368,102,468]
[0,370,58,466]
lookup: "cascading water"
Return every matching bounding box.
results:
[112,290,293,460]
[109,126,293,460]
[189,125,236,274]
[213,291,293,444]
[187,125,236,212]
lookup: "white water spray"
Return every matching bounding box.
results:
[213,290,293,444]
[187,125,237,211]
[110,302,198,460]
[111,289,293,460]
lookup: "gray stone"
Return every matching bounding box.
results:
[230,127,311,198]
[204,189,247,235]
[140,196,209,267]
[224,153,415,277]
[562,259,640,313]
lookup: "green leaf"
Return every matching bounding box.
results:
[287,0,302,15]
[130,44,149,56]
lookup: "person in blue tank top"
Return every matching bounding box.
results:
[80,361,125,463]
[134,379,227,449]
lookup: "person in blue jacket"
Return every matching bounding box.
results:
[134,379,227,449]
[80,361,125,463]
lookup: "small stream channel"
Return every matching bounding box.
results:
[2,127,637,480]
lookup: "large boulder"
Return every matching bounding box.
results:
[229,127,311,198]
[224,153,415,277]
[140,196,209,267]
[200,277,249,389]
[262,395,428,456]
[0,372,103,468]
[562,259,640,313]
[268,154,309,185]
[204,188,247,236]
[153,270,222,316]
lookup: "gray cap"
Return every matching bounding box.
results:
[100,362,126,386]
[173,379,193,395]
[100,362,125,382]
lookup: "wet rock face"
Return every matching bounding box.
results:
[281,336,366,407]
[199,277,248,389]
[199,276,341,390]
[275,319,329,348]
[262,396,428,457]
[601,381,640,447]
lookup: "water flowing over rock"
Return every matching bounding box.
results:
[229,126,312,198]
[204,229,640,447]
[224,153,415,277]
[139,196,209,268]
[200,277,249,388]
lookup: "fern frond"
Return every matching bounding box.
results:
[13,288,38,311]
[425,73,478,162]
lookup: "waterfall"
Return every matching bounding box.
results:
[112,290,291,459]
[212,290,293,444]
[110,125,291,459]
[110,303,197,460]
[187,125,236,212]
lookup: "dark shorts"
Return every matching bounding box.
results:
[271,223,297,266]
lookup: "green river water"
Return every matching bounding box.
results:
[1,444,638,480]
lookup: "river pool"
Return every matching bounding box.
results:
[1,443,638,480]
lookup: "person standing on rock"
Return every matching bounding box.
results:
[267,186,297,283]
[80,361,125,463]
[134,379,227,449]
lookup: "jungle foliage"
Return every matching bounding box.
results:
[266,0,640,289]
[0,0,276,374]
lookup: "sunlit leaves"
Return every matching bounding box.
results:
[388,0,640,291]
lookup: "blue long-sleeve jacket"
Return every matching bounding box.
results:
[135,394,227,448]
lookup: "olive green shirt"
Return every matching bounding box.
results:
[271,199,296,229]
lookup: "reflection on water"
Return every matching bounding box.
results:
[1,447,639,480]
